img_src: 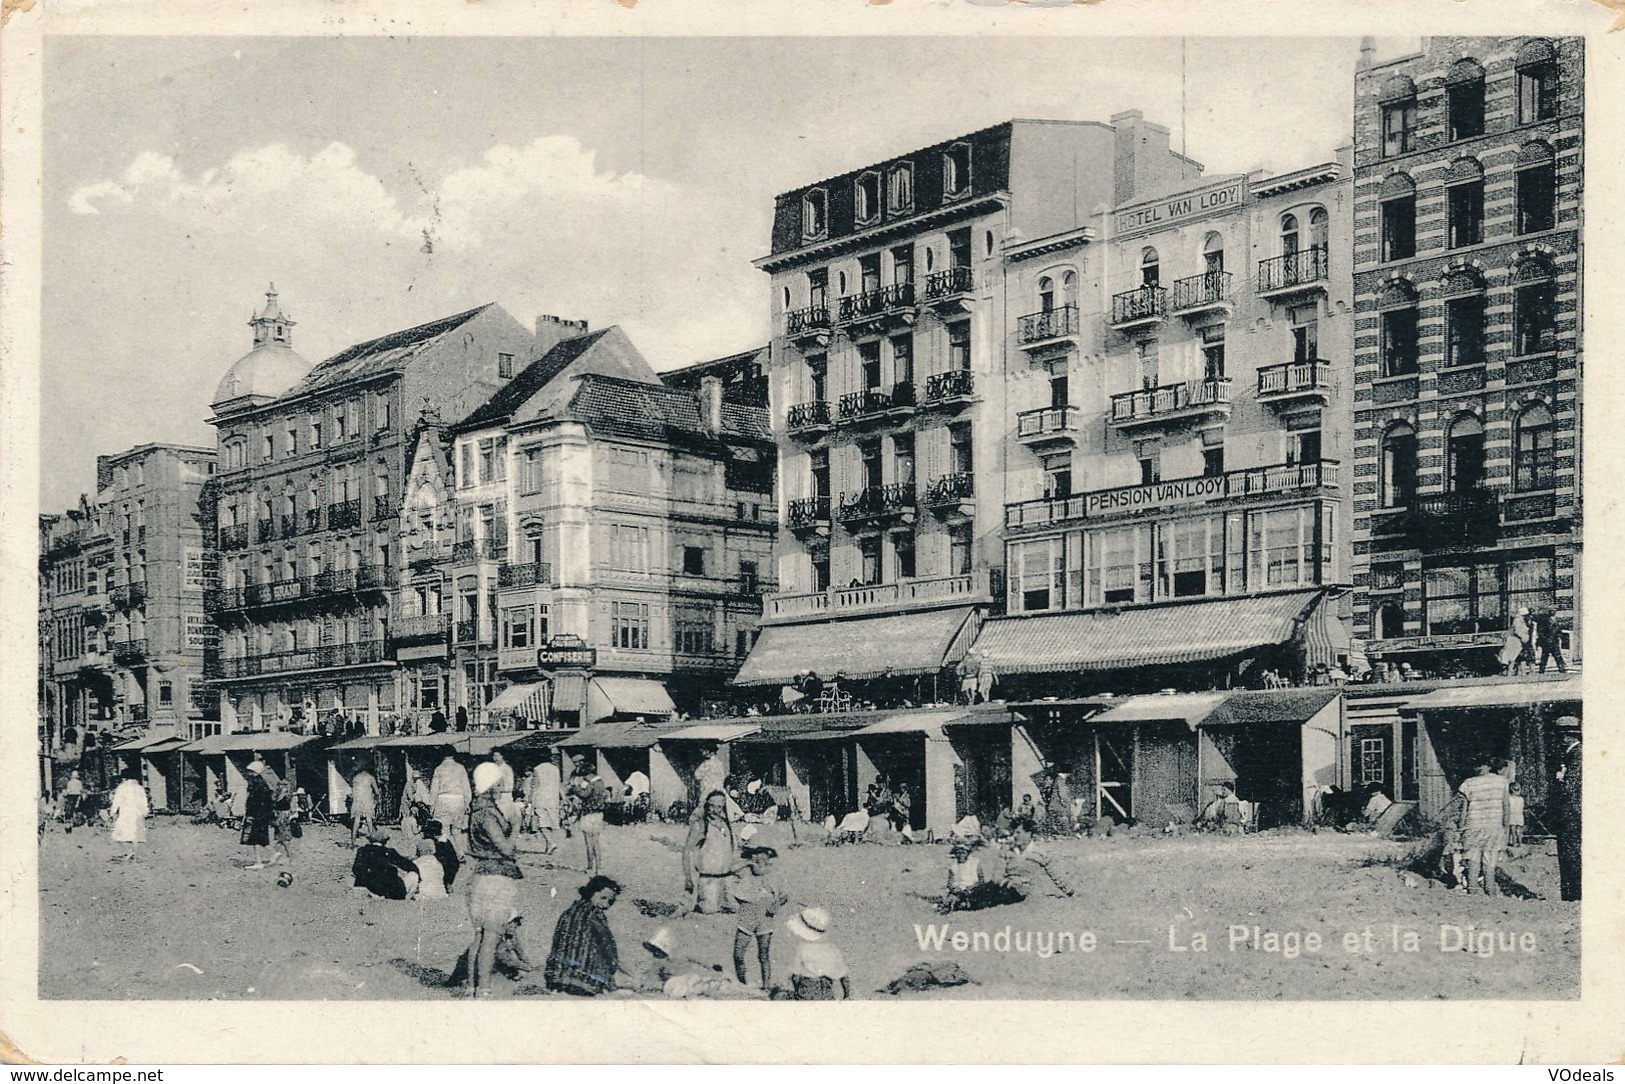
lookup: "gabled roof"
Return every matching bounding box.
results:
[287,304,493,397]
[453,327,614,433]
[563,374,773,445]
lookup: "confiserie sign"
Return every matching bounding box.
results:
[1085,475,1228,516]
[1115,180,1245,235]
[538,634,596,669]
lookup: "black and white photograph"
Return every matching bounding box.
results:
[2,1,1618,1065]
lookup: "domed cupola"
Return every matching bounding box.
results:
[212,284,312,405]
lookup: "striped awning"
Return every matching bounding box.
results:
[588,678,675,720]
[488,682,549,721]
[972,590,1328,675]
[732,606,978,687]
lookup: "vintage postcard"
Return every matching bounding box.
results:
[1,0,1621,1065]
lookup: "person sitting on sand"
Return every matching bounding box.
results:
[545,876,632,997]
[637,927,766,1000]
[351,830,420,900]
[1001,816,1075,901]
[786,908,850,1001]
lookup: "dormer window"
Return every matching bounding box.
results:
[855,172,880,225]
[802,189,828,239]
[943,143,971,198]
[887,163,914,213]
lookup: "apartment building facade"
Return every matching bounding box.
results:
[977,153,1358,697]
[206,288,539,733]
[41,443,219,746]
[1350,36,1583,676]
[739,115,1204,702]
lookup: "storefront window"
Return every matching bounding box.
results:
[1249,507,1315,589]
[1012,538,1064,612]
[1155,516,1224,599]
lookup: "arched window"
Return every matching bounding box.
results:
[1380,174,1417,262]
[1378,280,1419,377]
[1038,275,1055,313]
[1512,258,1558,356]
[1309,207,1329,252]
[1515,403,1556,491]
[1516,141,1557,235]
[1445,59,1487,141]
[1380,75,1418,157]
[1061,270,1078,309]
[1202,232,1224,275]
[1445,158,1485,249]
[1381,422,1417,508]
[1446,414,1485,493]
[1442,267,1488,367]
[1280,214,1300,255]
[1140,246,1160,287]
[1517,39,1559,124]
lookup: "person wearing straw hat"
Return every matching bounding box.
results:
[785,907,850,1000]
[465,760,525,997]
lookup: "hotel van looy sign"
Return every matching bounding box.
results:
[1085,475,1229,516]
[1115,179,1246,235]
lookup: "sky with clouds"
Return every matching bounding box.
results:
[42,34,1388,511]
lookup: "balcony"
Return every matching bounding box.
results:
[837,383,915,426]
[921,369,976,411]
[390,612,450,646]
[836,482,917,531]
[246,578,312,607]
[838,282,917,337]
[786,496,832,536]
[326,499,362,531]
[1256,359,1334,407]
[112,639,147,666]
[218,524,249,551]
[924,471,976,519]
[374,495,394,520]
[453,538,503,563]
[279,513,299,540]
[1015,405,1082,450]
[1109,379,1232,430]
[498,561,551,589]
[1170,271,1233,318]
[1408,488,1501,548]
[922,266,975,312]
[204,586,244,613]
[1111,285,1168,330]
[787,400,832,440]
[454,618,482,645]
[786,305,833,349]
[303,507,323,533]
[1018,305,1079,350]
[765,569,997,622]
[256,520,275,544]
[1005,460,1340,530]
[407,539,449,570]
[1256,246,1329,299]
[219,640,387,679]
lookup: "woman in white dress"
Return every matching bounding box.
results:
[109,769,149,861]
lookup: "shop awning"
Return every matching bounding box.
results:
[971,590,1328,675]
[1201,688,1341,727]
[554,721,672,750]
[735,716,871,744]
[111,732,188,753]
[853,710,972,737]
[496,730,574,752]
[552,672,589,715]
[487,682,549,721]
[732,606,978,687]
[1090,692,1233,728]
[181,731,317,755]
[661,723,763,743]
[328,732,527,755]
[587,677,676,721]
[1398,676,1582,714]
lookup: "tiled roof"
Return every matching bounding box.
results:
[287,305,493,397]
[565,374,772,444]
[454,327,613,432]
[972,590,1328,675]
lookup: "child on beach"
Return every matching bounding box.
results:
[1507,782,1525,848]
[785,907,850,1000]
[732,844,788,991]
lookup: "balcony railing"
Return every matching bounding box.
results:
[836,482,916,524]
[1110,379,1232,426]
[787,400,832,432]
[925,471,976,505]
[304,507,323,533]
[246,578,310,607]
[786,305,832,339]
[327,499,362,531]
[391,613,450,644]
[219,640,387,678]
[838,282,916,324]
[1409,487,1501,545]
[256,520,275,543]
[1015,405,1081,442]
[374,495,394,520]
[1257,246,1329,295]
[1018,305,1078,345]
[218,524,249,551]
[453,538,503,563]
[838,383,915,422]
[1111,285,1168,326]
[112,639,147,665]
[922,266,974,302]
[1171,271,1232,313]
[498,561,551,588]
[1257,359,1333,399]
[1005,460,1340,529]
[279,513,299,540]
[767,569,995,621]
[787,496,831,532]
[923,368,975,404]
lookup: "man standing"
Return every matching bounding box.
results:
[349,762,379,848]
[1532,609,1569,674]
[431,753,472,855]
[1456,761,1512,896]
[1553,717,1582,901]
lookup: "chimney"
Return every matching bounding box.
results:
[699,376,723,434]
[1110,109,1174,205]
[535,314,591,358]
[1358,36,1376,71]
